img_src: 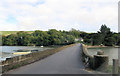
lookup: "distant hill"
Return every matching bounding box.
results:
[0,31,33,36]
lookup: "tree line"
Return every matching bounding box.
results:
[2,29,77,46]
[81,24,120,46]
[2,24,120,46]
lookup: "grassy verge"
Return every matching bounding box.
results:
[106,65,120,73]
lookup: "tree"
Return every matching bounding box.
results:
[104,37,115,46]
[117,35,120,46]
[16,31,31,46]
[3,34,17,46]
[69,28,81,38]
[100,24,110,35]
[99,24,114,46]
[91,33,103,45]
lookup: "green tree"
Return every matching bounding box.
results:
[99,24,114,46]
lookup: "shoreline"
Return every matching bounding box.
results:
[114,46,120,48]
[86,45,120,48]
[86,45,108,48]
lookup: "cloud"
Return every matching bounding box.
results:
[0,0,119,32]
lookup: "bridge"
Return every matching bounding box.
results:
[2,43,113,75]
[4,44,91,74]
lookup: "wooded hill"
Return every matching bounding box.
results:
[2,25,120,46]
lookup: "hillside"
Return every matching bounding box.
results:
[0,31,33,36]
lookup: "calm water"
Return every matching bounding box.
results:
[0,46,56,61]
[87,47,119,66]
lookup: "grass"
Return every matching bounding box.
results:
[106,65,120,73]
[7,62,27,71]
[0,31,33,36]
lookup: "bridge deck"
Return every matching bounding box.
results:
[6,44,90,74]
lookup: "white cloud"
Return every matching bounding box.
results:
[0,0,119,32]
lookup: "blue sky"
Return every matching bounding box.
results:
[0,0,119,32]
[6,16,18,24]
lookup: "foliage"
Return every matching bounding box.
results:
[80,24,120,46]
[2,30,75,46]
[2,24,120,46]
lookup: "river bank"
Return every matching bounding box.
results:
[86,45,120,49]
[0,46,56,62]
[86,45,108,48]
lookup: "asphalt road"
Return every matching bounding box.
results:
[5,44,90,74]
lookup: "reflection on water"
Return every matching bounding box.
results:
[87,47,119,65]
[0,46,55,61]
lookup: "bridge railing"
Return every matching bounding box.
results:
[81,44,109,71]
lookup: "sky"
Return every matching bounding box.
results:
[0,0,119,32]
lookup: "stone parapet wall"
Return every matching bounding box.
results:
[81,44,109,71]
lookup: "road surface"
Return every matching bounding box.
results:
[5,44,90,74]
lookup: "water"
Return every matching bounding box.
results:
[87,47,119,66]
[0,46,55,61]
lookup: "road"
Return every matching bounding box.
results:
[5,44,90,74]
